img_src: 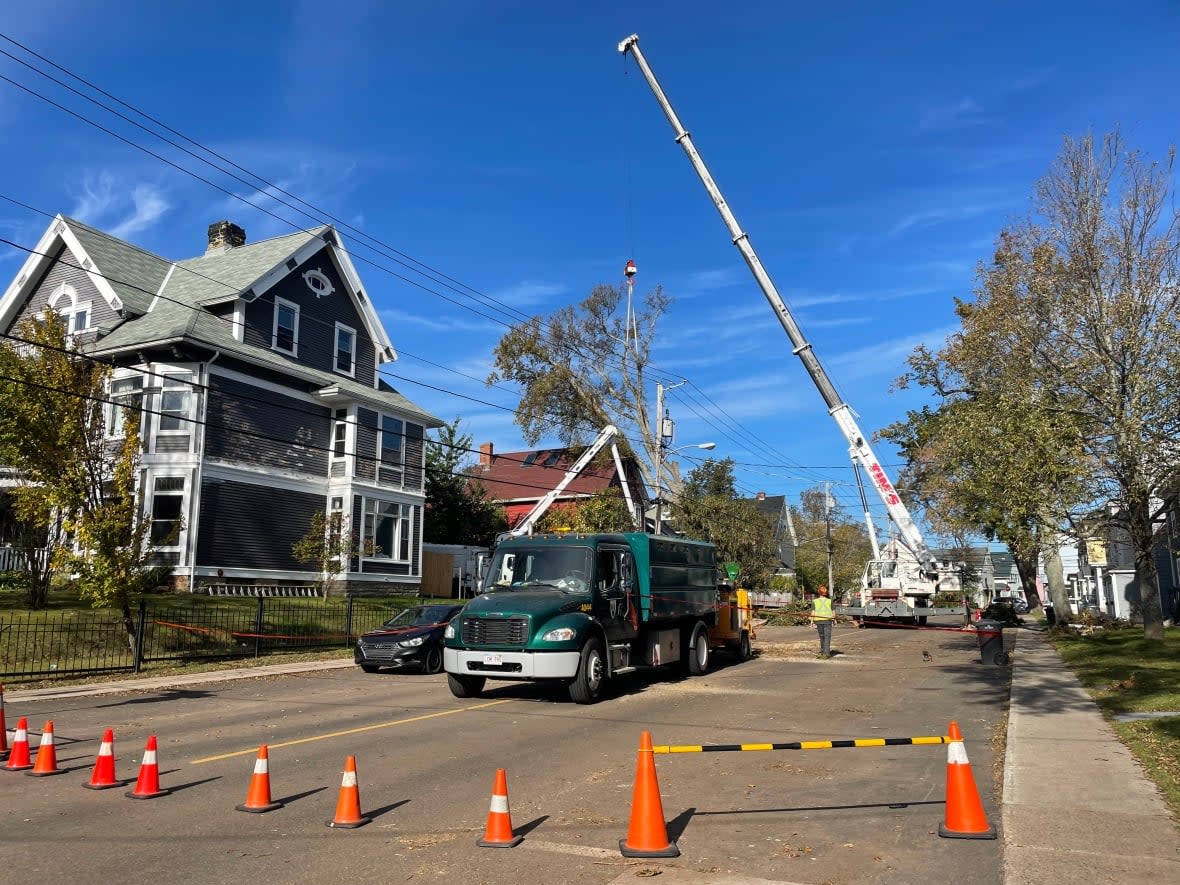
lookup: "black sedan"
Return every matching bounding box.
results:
[355,604,463,675]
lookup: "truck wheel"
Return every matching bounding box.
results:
[447,672,486,698]
[569,637,605,705]
[685,621,710,675]
[917,616,928,626]
[737,630,752,662]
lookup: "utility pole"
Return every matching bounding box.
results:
[653,381,681,534]
[825,482,835,593]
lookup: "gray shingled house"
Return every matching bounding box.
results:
[0,216,441,593]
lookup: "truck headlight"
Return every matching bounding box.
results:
[541,627,576,642]
[398,636,425,648]
[444,623,455,639]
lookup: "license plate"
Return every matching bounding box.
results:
[483,653,503,666]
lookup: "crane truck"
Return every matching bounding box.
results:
[618,34,945,621]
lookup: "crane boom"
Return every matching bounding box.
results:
[618,33,937,576]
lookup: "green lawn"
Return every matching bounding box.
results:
[1051,626,1180,822]
[0,588,454,684]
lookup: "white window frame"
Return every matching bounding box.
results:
[378,414,404,474]
[157,372,194,434]
[106,374,144,439]
[272,297,299,355]
[334,322,356,377]
[361,498,413,562]
[331,408,350,462]
[149,476,185,551]
[49,283,92,334]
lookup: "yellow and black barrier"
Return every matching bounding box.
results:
[653,735,950,754]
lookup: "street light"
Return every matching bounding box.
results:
[654,440,716,535]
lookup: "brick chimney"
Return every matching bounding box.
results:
[206,220,246,254]
[756,491,766,500]
[479,442,493,467]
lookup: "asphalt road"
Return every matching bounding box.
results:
[2,617,1008,885]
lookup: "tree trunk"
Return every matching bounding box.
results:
[1127,494,1165,640]
[1043,545,1072,625]
[1014,554,1042,611]
[120,599,138,656]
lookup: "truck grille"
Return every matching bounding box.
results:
[462,616,528,646]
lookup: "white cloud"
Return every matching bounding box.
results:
[491,280,569,307]
[828,325,958,381]
[69,172,117,222]
[919,98,988,132]
[379,306,501,334]
[109,184,169,240]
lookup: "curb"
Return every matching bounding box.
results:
[5,658,357,703]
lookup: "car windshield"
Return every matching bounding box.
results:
[484,546,593,594]
[380,606,456,629]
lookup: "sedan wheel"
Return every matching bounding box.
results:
[423,645,444,675]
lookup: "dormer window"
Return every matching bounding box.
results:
[334,323,356,376]
[49,284,92,334]
[273,298,299,354]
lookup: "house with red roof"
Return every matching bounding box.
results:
[471,441,648,531]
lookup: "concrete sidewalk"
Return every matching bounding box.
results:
[1003,627,1180,883]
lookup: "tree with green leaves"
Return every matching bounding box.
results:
[0,314,171,633]
[899,133,1179,638]
[488,283,671,490]
[536,488,636,535]
[671,458,780,587]
[424,418,506,547]
[292,510,367,597]
[790,486,874,597]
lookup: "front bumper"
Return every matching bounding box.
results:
[355,643,426,668]
[444,648,580,680]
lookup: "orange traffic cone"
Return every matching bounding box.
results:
[476,768,522,848]
[236,745,282,813]
[28,720,62,777]
[326,755,370,828]
[4,716,32,771]
[84,729,121,790]
[938,720,996,839]
[619,731,679,858]
[125,735,170,799]
[0,682,8,761]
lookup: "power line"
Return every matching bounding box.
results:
[0,38,870,495]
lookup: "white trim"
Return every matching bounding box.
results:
[209,364,320,403]
[0,218,59,331]
[231,300,245,342]
[148,263,177,313]
[333,322,357,378]
[57,221,123,313]
[328,235,397,363]
[234,232,330,303]
[203,460,329,495]
[272,296,299,355]
[48,282,93,333]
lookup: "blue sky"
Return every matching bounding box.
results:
[1,1,1177,538]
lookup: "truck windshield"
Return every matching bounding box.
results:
[485,547,593,594]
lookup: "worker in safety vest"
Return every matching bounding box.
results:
[811,585,834,659]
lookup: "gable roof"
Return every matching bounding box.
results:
[0,215,439,427]
[473,445,634,504]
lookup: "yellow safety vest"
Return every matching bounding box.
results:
[812,596,834,620]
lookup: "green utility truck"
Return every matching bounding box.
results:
[443,532,752,704]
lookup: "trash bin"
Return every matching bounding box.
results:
[1044,603,1056,626]
[975,619,1007,666]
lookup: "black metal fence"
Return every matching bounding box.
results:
[0,596,405,681]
